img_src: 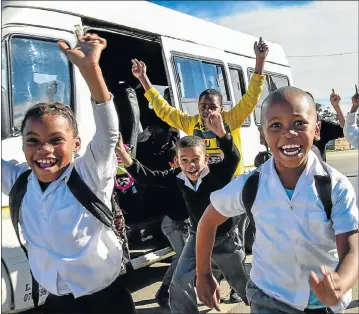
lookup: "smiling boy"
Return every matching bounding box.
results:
[196,87,358,314]
[116,111,249,313]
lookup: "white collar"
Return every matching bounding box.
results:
[177,167,210,191]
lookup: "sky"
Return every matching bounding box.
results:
[151,1,358,114]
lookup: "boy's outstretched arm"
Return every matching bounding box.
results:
[116,134,177,189]
[225,37,268,127]
[131,59,193,133]
[196,203,228,311]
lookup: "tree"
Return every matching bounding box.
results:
[316,103,339,124]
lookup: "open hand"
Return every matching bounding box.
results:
[131,59,147,79]
[205,112,226,138]
[309,266,343,306]
[57,33,107,69]
[330,89,341,107]
[254,37,269,59]
[196,274,221,312]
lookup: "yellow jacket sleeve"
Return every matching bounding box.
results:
[144,87,194,134]
[224,73,265,128]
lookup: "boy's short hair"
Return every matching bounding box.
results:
[261,86,316,124]
[21,102,78,137]
[175,136,207,155]
[199,89,223,104]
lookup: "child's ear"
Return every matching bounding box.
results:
[173,156,179,168]
[74,136,81,153]
[204,153,210,165]
[259,127,267,146]
[314,121,321,142]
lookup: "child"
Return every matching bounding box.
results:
[116,112,249,313]
[344,89,359,194]
[196,86,358,314]
[310,89,345,161]
[2,33,135,313]
[131,37,269,177]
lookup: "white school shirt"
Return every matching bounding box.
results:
[344,112,359,193]
[1,97,122,298]
[210,151,358,312]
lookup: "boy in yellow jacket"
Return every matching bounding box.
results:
[131,37,268,176]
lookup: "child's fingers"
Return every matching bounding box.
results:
[57,41,71,53]
[140,61,146,68]
[309,271,320,287]
[332,88,335,94]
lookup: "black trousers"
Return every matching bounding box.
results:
[42,277,135,313]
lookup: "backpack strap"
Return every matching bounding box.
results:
[314,159,333,221]
[241,170,260,232]
[8,169,39,308]
[67,168,113,227]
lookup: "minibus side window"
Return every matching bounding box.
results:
[229,67,250,126]
[173,56,231,115]
[10,37,72,131]
[249,71,270,126]
[2,41,9,97]
[268,74,289,91]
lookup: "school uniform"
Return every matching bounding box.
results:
[2,97,135,313]
[210,150,358,313]
[126,133,249,313]
[344,111,359,194]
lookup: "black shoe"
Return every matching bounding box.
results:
[155,284,170,309]
[230,289,242,303]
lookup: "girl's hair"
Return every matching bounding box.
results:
[21,103,78,137]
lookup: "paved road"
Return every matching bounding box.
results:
[118,149,358,314]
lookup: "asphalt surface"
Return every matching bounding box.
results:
[21,150,359,314]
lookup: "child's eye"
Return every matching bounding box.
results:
[295,121,307,126]
[270,122,281,128]
[50,137,64,144]
[26,138,39,144]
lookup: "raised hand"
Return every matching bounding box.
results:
[330,89,341,107]
[205,112,226,138]
[57,33,107,69]
[254,37,269,60]
[131,59,147,79]
[309,266,343,306]
[196,274,221,312]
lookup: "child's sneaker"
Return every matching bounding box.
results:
[230,289,242,303]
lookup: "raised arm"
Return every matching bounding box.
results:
[131,59,193,133]
[205,112,240,182]
[344,94,359,148]
[330,89,345,128]
[225,37,268,127]
[58,33,118,181]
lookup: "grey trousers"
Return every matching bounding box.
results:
[247,280,335,314]
[169,228,249,313]
[161,216,222,287]
[161,216,189,287]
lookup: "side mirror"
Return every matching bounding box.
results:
[2,86,11,140]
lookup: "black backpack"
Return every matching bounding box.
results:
[242,158,333,251]
[8,167,131,307]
